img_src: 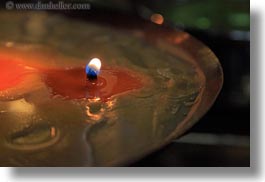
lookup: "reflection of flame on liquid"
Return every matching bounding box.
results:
[85,97,117,124]
[106,99,116,110]
[85,97,104,122]
[90,97,101,102]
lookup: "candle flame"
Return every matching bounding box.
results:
[88,58,101,72]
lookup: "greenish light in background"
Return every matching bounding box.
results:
[228,13,250,27]
[150,0,249,32]
[195,17,211,29]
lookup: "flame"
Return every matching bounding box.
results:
[88,58,101,72]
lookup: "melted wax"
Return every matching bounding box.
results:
[0,57,143,101]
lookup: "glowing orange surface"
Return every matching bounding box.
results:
[43,67,143,101]
[0,58,35,90]
[0,56,143,101]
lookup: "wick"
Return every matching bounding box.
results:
[87,74,97,80]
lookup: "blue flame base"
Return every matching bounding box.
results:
[86,65,99,80]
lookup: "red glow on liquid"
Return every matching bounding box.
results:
[43,67,143,101]
[0,57,143,101]
[0,58,35,90]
